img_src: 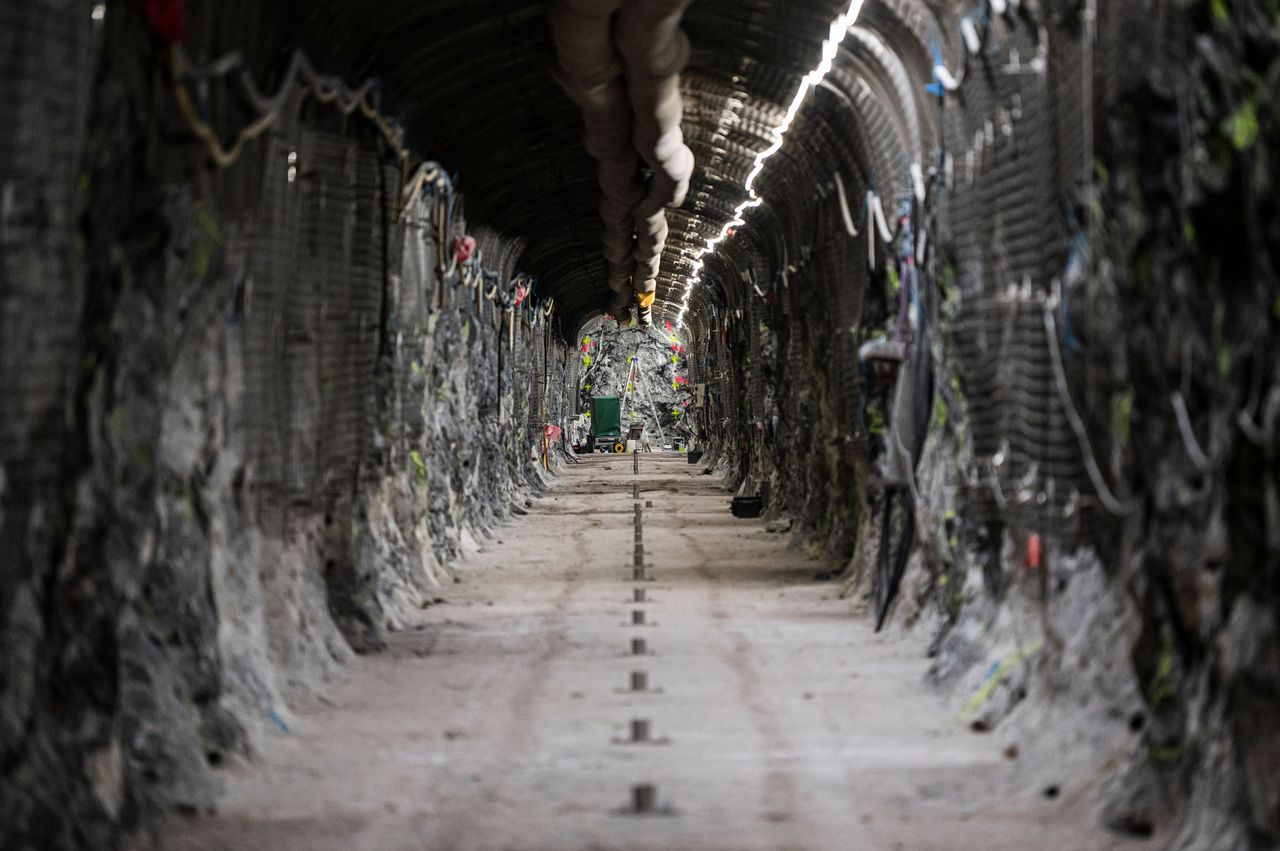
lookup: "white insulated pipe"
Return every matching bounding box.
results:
[549,0,695,327]
[548,0,636,318]
[618,0,695,326]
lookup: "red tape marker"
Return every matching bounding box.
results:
[145,0,189,43]
[1025,534,1041,570]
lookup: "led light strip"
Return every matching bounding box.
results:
[673,0,866,329]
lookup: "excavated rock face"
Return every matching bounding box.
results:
[0,7,571,849]
[1089,4,1280,844]
[691,0,1280,845]
[2,0,1278,848]
[576,319,692,446]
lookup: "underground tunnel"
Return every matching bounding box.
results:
[2,0,1279,848]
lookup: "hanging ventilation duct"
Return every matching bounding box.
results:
[549,0,695,327]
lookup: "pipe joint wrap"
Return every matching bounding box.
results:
[550,0,695,318]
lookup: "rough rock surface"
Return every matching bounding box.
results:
[695,2,1280,845]
[0,8,571,849]
[3,2,1278,849]
[576,319,692,447]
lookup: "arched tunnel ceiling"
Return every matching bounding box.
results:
[287,0,940,335]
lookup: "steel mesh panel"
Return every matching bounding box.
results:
[314,131,383,503]
[289,129,342,507]
[953,291,1080,533]
[378,158,410,464]
[0,1,93,495]
[396,183,440,453]
[1049,28,1087,206]
[941,21,1091,533]
[826,198,865,431]
[747,295,765,422]
[565,347,580,421]
[850,73,912,214]
[243,124,387,525]
[245,130,304,527]
[527,319,547,434]
[351,140,388,486]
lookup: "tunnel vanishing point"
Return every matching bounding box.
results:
[2,1,1279,849]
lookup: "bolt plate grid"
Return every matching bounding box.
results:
[619,489,671,814]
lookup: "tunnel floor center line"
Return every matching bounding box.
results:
[160,455,1147,851]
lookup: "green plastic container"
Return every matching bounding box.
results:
[590,396,622,443]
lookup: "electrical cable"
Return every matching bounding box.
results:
[1042,299,1140,517]
[169,45,410,170]
[1170,391,1220,473]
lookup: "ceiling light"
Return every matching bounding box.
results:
[675,0,865,330]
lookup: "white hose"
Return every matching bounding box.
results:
[1171,392,1217,473]
[934,63,962,92]
[911,162,926,203]
[1239,387,1280,446]
[866,191,877,270]
[834,172,859,237]
[961,17,982,56]
[870,192,895,244]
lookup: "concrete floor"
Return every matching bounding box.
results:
[161,455,1143,850]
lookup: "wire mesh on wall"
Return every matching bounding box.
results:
[243,112,392,533]
[0,1,94,508]
[941,12,1093,535]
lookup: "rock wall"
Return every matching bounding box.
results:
[1085,4,1280,844]
[576,318,692,448]
[0,6,571,849]
[3,1,1278,849]
[699,1,1280,845]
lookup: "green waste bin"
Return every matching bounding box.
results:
[590,396,623,452]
